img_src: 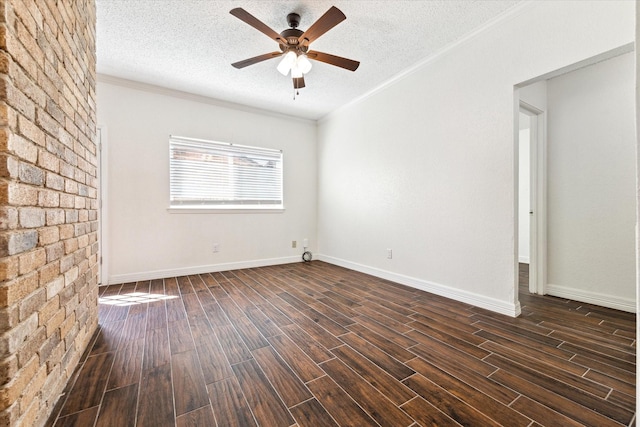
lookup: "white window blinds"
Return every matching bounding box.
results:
[169,136,283,208]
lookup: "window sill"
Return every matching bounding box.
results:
[167,206,285,214]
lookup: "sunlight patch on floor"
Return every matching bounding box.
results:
[99,292,178,306]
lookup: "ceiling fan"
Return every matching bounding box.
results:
[230,6,360,92]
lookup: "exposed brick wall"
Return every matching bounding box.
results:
[0,1,97,426]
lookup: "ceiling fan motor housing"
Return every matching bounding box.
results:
[286,13,300,28]
[279,27,306,53]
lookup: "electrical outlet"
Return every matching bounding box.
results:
[387,248,392,259]
[303,238,308,247]
[292,240,297,248]
[213,243,220,253]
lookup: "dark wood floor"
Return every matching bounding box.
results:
[46,261,636,427]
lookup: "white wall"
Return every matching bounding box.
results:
[97,80,317,283]
[518,113,530,263]
[317,1,634,316]
[546,52,636,310]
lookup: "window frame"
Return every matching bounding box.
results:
[168,135,284,213]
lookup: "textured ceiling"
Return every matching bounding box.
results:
[96,1,523,120]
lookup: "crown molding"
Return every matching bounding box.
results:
[97,74,316,125]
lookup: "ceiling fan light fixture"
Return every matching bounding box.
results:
[277,50,297,76]
[296,54,312,74]
[290,61,303,78]
[230,6,359,93]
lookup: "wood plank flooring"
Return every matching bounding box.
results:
[46,262,636,426]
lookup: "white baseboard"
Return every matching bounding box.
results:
[545,283,636,313]
[318,254,521,318]
[106,256,301,285]
[518,256,530,264]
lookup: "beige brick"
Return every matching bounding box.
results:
[36,66,58,104]
[17,114,45,146]
[38,148,59,172]
[8,46,45,108]
[44,241,63,263]
[63,265,78,286]
[0,355,19,386]
[39,263,56,285]
[38,330,60,365]
[38,294,59,327]
[0,402,19,427]
[18,248,46,275]
[59,311,75,340]
[38,188,59,207]
[59,192,74,207]
[62,321,78,349]
[18,287,45,321]
[44,340,64,374]
[0,153,18,179]
[45,276,63,301]
[63,178,77,194]
[6,181,38,205]
[58,254,73,274]
[35,107,58,137]
[18,207,45,228]
[18,396,39,426]
[18,161,44,185]
[58,223,73,239]
[45,208,64,226]
[0,271,37,306]
[0,303,19,334]
[12,0,39,37]
[64,209,77,223]
[14,17,44,68]
[40,364,61,404]
[0,206,18,230]
[63,237,77,254]
[45,308,64,337]
[7,133,37,163]
[20,363,47,413]
[0,312,37,355]
[38,226,59,245]
[77,234,88,249]
[16,326,45,367]
[37,28,57,68]
[0,127,8,151]
[45,97,64,125]
[74,195,84,209]
[0,50,9,75]
[0,229,38,256]
[0,257,19,281]
[45,171,64,190]
[0,355,38,411]
[1,77,35,119]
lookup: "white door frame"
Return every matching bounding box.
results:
[519,101,546,295]
[97,126,109,286]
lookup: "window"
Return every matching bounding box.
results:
[169,136,283,209]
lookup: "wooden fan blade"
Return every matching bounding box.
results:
[293,76,305,89]
[298,6,346,45]
[232,52,283,69]
[230,8,286,44]
[307,51,360,71]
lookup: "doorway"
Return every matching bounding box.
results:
[517,102,545,296]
